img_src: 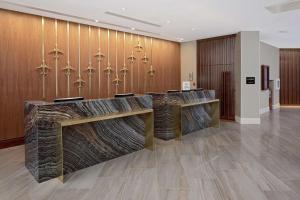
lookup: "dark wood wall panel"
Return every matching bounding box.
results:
[0,9,180,143]
[280,49,300,105]
[197,35,236,120]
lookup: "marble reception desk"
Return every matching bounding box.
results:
[150,90,219,140]
[24,95,153,183]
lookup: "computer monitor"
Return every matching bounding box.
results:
[53,97,84,103]
[167,90,180,93]
[146,92,163,96]
[114,93,134,98]
[192,88,204,91]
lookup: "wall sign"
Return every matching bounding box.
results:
[246,77,255,84]
[276,79,280,90]
[182,81,191,90]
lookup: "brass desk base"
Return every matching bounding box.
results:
[57,109,154,183]
[172,100,220,140]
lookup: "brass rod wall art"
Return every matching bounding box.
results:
[35,20,157,99]
[148,38,155,77]
[104,29,113,97]
[94,28,105,97]
[74,24,85,96]
[120,32,129,93]
[49,19,63,98]
[85,26,96,96]
[142,36,149,92]
[128,33,136,92]
[112,31,121,93]
[62,22,75,97]
[135,35,143,52]
[135,35,143,92]
[36,17,50,100]
[141,36,149,64]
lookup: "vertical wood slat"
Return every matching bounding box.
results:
[0,9,180,142]
[197,35,236,120]
[280,49,300,105]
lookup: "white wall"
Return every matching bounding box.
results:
[260,90,270,114]
[235,31,261,124]
[180,41,197,89]
[260,42,280,113]
[234,33,241,118]
[181,34,263,124]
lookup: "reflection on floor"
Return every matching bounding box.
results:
[1,108,300,200]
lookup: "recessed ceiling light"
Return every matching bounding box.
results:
[94,19,99,23]
[131,27,135,30]
[278,30,288,34]
[166,20,171,24]
[265,1,300,14]
[177,38,184,42]
[121,7,126,11]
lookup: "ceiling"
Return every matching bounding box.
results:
[0,0,300,48]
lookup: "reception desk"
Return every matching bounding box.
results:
[150,90,219,140]
[24,95,153,183]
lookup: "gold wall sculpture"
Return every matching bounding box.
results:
[128,33,136,93]
[36,17,50,100]
[85,26,96,96]
[0,9,180,142]
[103,29,113,97]
[94,28,105,98]
[136,35,142,93]
[142,36,149,92]
[62,22,75,97]
[120,32,129,93]
[148,38,155,77]
[112,31,121,94]
[49,19,64,98]
[74,24,85,96]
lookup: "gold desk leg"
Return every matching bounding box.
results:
[172,105,182,140]
[180,107,183,140]
[145,111,154,151]
[56,110,154,183]
[57,125,64,183]
[210,101,220,128]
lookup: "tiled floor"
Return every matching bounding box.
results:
[1,108,300,199]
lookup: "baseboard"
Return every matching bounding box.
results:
[0,137,24,149]
[272,104,280,109]
[260,107,270,114]
[235,116,261,124]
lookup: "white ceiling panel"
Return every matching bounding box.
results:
[0,0,299,47]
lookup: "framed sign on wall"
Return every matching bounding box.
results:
[261,65,270,90]
[182,81,191,91]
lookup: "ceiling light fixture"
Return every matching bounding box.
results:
[121,7,126,11]
[1,1,133,30]
[1,1,165,40]
[278,30,288,34]
[265,0,300,13]
[166,20,171,24]
[105,11,161,27]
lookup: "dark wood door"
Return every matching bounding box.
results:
[197,35,236,120]
[280,49,300,105]
[221,71,235,120]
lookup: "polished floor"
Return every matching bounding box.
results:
[1,108,300,200]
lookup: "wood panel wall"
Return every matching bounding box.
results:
[280,49,300,105]
[0,9,181,144]
[197,35,236,120]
